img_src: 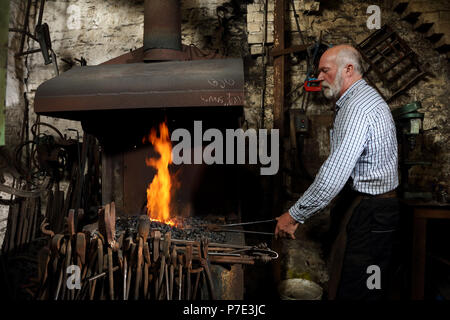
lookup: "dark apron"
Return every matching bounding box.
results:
[327,186,400,300]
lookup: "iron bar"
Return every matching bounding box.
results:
[218,219,277,228]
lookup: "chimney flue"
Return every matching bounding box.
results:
[144,0,184,61]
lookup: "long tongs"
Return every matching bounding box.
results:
[207,219,277,236]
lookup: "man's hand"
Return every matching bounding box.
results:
[275,211,300,239]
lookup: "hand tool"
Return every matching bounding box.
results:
[206,219,276,236]
[76,236,97,300]
[104,202,116,248]
[67,210,77,300]
[72,232,86,299]
[212,229,275,236]
[62,237,72,300]
[185,244,193,300]
[100,251,108,300]
[138,214,151,242]
[212,219,277,228]
[108,246,114,300]
[143,241,151,299]
[164,257,170,300]
[134,215,150,300]
[192,267,204,301]
[123,235,133,300]
[35,220,56,299]
[200,238,215,300]
[152,230,161,263]
[177,252,183,300]
[100,202,116,300]
[157,231,171,300]
[169,246,177,300]
[75,233,86,269]
[143,257,149,299]
[54,239,66,300]
[115,235,124,300]
[67,209,75,237]
[80,238,98,299]
[134,236,143,300]
[152,229,161,298]
[304,78,322,92]
[143,242,151,266]
[116,233,124,269]
[89,237,103,300]
[40,218,55,238]
[98,207,106,239]
[123,256,127,300]
[126,241,136,300]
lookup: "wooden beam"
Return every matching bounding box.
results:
[273,0,286,215]
[273,0,286,134]
[0,0,10,146]
[270,44,310,57]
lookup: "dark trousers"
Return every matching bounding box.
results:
[328,188,400,300]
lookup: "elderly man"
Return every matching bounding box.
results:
[275,45,400,300]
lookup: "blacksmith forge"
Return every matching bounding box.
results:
[34,0,249,299]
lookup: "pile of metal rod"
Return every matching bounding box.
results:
[2,197,42,254]
[35,202,278,300]
[44,132,101,235]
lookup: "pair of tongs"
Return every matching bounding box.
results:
[207,219,277,236]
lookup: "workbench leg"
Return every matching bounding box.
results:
[411,216,426,299]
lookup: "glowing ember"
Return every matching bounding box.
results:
[144,121,177,226]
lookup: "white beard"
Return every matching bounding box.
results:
[322,71,342,100]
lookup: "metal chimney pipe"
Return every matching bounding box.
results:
[144,0,184,61]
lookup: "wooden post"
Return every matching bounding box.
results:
[273,0,286,214]
[272,0,287,288]
[0,0,10,146]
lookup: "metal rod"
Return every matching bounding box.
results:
[219,219,277,228]
[37,0,46,27]
[88,266,119,282]
[207,252,241,257]
[8,28,38,42]
[214,229,275,236]
[290,0,310,63]
[19,0,33,54]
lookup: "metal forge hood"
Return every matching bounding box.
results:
[34,58,244,121]
[34,0,244,121]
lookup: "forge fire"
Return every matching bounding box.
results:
[143,121,178,227]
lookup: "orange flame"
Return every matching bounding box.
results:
[145,122,176,226]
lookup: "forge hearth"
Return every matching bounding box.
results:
[114,216,229,243]
[34,0,245,218]
[31,0,254,300]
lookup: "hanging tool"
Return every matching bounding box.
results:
[303,37,323,94]
[304,78,322,92]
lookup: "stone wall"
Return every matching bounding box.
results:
[244,0,449,191]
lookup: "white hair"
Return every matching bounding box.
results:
[335,47,363,75]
